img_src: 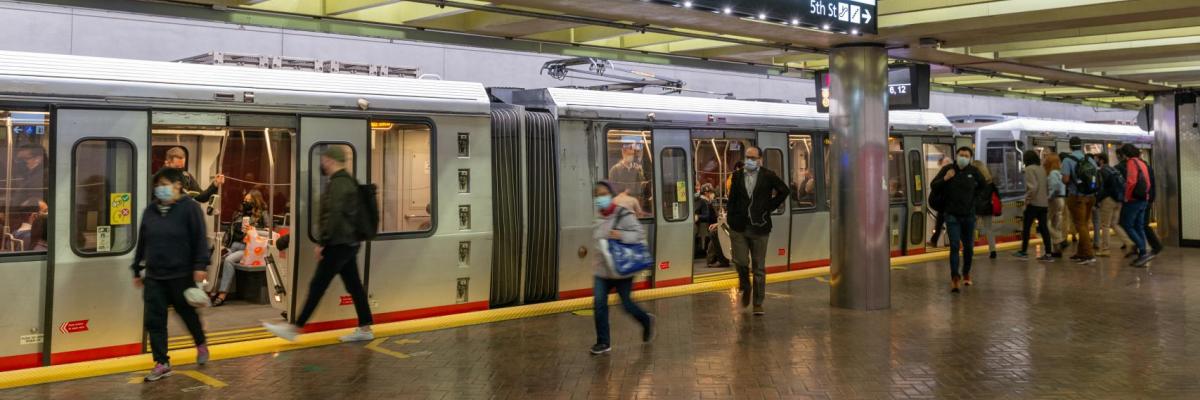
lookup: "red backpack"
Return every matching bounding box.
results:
[990,190,1002,217]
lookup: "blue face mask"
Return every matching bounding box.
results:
[956,156,970,169]
[154,185,176,202]
[594,195,612,210]
[744,158,760,172]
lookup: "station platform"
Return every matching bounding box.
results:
[2,244,1199,399]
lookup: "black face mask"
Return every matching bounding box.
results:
[242,202,254,213]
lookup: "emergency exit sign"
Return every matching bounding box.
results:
[677,0,877,35]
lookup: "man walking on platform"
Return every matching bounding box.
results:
[726,146,789,316]
[265,146,375,342]
[1061,137,1099,265]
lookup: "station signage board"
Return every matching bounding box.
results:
[815,64,931,112]
[680,0,877,35]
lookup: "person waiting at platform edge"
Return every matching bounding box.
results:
[131,167,211,382]
[1044,153,1066,259]
[161,146,224,203]
[588,180,655,355]
[1014,151,1053,261]
[726,146,789,315]
[1060,137,1100,265]
[213,189,271,306]
[1116,144,1156,268]
[930,147,987,293]
[264,146,375,343]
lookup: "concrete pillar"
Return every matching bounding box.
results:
[1152,94,1181,247]
[828,44,890,310]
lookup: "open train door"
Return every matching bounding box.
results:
[47,108,148,364]
[293,117,369,330]
[757,131,790,273]
[651,129,694,287]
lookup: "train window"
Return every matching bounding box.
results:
[660,148,689,222]
[788,135,815,210]
[1083,143,1103,155]
[72,139,136,255]
[908,150,923,207]
[308,143,355,242]
[370,122,433,234]
[762,148,786,214]
[0,112,49,254]
[605,129,653,218]
[887,138,907,204]
[986,141,1024,196]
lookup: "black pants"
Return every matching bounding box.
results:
[144,276,206,365]
[1021,205,1051,253]
[295,244,373,328]
[1144,204,1163,252]
[931,212,946,245]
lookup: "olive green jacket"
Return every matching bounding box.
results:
[319,169,360,247]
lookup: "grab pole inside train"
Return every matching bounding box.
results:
[828,44,891,311]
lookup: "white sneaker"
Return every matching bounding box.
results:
[263,322,299,342]
[339,327,374,342]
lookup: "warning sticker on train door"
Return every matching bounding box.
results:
[675,181,687,202]
[110,193,132,225]
[97,226,112,252]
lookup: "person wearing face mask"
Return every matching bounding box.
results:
[930,147,988,293]
[212,190,271,306]
[265,146,374,343]
[160,147,225,203]
[132,168,212,382]
[726,146,790,315]
[608,144,646,208]
[589,180,654,355]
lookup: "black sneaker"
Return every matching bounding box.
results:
[989,251,997,259]
[643,314,656,343]
[590,343,611,355]
[739,290,750,308]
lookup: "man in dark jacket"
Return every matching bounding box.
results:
[163,147,224,203]
[265,146,374,343]
[694,184,727,267]
[930,146,988,293]
[726,146,790,315]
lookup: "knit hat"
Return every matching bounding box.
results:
[321,146,348,162]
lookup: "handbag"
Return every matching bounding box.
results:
[601,208,654,277]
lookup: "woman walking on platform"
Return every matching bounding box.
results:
[1044,153,1066,259]
[971,160,1001,259]
[589,181,655,355]
[1015,151,1053,260]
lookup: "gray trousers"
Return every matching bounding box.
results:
[730,229,768,306]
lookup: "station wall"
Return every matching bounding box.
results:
[0,0,1137,122]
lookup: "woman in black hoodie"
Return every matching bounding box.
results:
[132,167,211,382]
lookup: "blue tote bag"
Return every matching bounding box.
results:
[600,209,654,277]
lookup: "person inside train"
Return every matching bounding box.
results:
[608,144,646,207]
[212,189,272,307]
[1061,137,1098,265]
[726,146,789,315]
[132,167,211,382]
[1094,153,1132,257]
[161,147,225,203]
[1044,153,1066,259]
[12,199,47,251]
[694,184,728,268]
[792,170,816,206]
[589,180,655,355]
[12,144,46,210]
[970,160,1001,259]
[1014,151,1053,261]
[1116,144,1156,267]
[930,147,988,293]
[264,146,375,343]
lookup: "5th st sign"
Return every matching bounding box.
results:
[808,0,876,34]
[675,0,878,35]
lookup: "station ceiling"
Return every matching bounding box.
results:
[176,0,1200,110]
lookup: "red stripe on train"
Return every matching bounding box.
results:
[302,301,489,333]
[654,277,693,288]
[789,259,831,270]
[50,343,142,366]
[0,352,41,372]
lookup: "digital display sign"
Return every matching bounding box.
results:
[816,64,931,112]
[679,0,878,35]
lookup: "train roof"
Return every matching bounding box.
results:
[514,88,955,134]
[971,117,1150,138]
[0,50,491,115]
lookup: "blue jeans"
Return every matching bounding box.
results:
[946,214,977,278]
[219,242,246,293]
[593,277,650,346]
[1120,200,1148,256]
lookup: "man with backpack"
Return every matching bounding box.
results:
[265,146,376,342]
[1094,153,1132,257]
[1060,137,1100,264]
[1116,144,1155,267]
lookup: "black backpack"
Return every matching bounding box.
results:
[1067,154,1101,195]
[354,183,380,241]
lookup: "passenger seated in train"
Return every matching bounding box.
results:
[695,185,729,268]
[792,170,816,205]
[212,190,272,307]
[11,199,47,251]
[160,147,225,203]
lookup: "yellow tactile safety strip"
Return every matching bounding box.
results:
[0,238,1037,389]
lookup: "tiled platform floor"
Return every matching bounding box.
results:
[5,247,1200,399]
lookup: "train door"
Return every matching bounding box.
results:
[886,137,908,256]
[902,136,925,255]
[689,130,752,281]
[48,109,147,364]
[923,139,954,249]
[758,132,790,273]
[786,133,827,270]
[150,112,295,345]
[604,128,654,290]
[295,117,368,329]
[651,129,693,287]
[0,110,49,371]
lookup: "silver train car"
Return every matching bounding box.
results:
[0,50,1156,372]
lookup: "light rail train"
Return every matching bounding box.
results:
[0,51,1153,371]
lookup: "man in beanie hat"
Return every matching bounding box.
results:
[265,145,374,342]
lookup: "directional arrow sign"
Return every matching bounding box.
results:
[674,0,878,35]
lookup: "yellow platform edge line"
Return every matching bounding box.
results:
[0,239,1036,389]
